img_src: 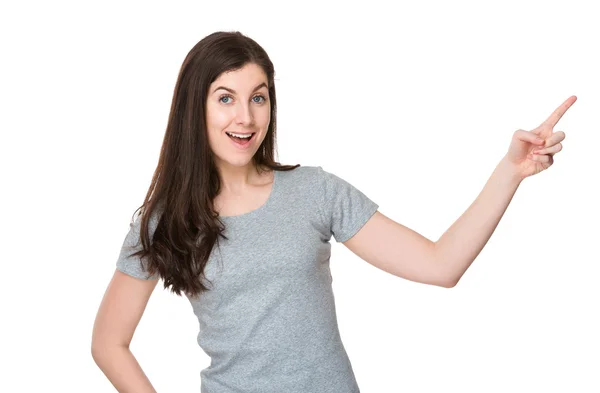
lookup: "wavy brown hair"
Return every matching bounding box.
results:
[127,31,299,299]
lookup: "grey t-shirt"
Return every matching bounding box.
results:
[116,165,379,393]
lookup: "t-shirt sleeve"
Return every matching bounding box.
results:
[115,210,160,280]
[316,166,379,243]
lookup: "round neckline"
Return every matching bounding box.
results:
[218,170,279,220]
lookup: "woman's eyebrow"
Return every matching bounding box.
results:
[212,82,267,94]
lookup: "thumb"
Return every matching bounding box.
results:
[508,129,545,159]
[514,129,545,146]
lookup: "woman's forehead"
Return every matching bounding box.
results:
[211,64,268,90]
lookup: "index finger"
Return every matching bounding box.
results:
[542,95,577,128]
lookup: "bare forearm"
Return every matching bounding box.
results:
[434,158,522,286]
[92,345,157,393]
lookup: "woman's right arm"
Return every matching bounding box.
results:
[91,269,159,393]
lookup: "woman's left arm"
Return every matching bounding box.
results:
[343,96,576,288]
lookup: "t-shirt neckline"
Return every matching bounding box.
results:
[218,170,278,220]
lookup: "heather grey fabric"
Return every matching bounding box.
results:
[116,165,379,392]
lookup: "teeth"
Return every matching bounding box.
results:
[227,132,252,139]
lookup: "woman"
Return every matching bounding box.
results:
[91,31,576,392]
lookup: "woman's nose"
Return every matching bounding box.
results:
[235,103,254,126]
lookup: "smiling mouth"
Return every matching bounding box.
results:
[226,131,256,145]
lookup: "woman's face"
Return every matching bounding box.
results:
[205,63,271,170]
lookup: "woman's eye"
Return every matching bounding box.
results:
[219,95,267,104]
[219,95,232,104]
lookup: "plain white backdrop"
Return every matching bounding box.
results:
[1,0,598,392]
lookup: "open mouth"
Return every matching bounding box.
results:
[226,131,255,146]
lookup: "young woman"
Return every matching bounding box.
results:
[91,31,575,392]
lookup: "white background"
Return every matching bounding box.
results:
[1,0,598,392]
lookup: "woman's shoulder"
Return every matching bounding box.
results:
[276,164,322,177]
[275,164,328,186]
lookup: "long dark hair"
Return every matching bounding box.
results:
[128,31,299,298]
